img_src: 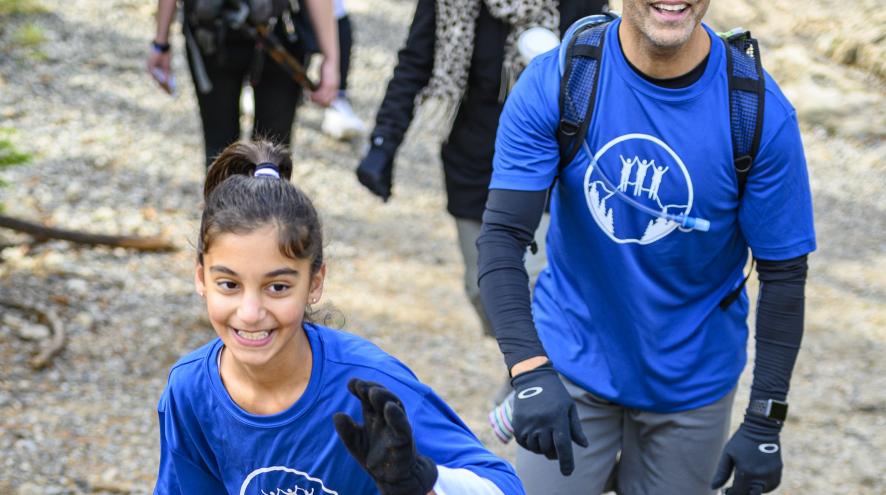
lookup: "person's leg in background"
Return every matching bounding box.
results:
[251,47,304,148]
[455,217,495,338]
[337,15,353,96]
[322,0,367,140]
[187,43,250,168]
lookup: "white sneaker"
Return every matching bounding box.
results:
[322,96,367,140]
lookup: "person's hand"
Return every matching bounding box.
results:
[334,378,438,495]
[310,56,339,106]
[510,362,588,476]
[356,145,394,201]
[147,48,174,94]
[711,420,783,494]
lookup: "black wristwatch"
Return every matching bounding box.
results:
[151,40,171,53]
[748,399,789,423]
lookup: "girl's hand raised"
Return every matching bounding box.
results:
[334,379,438,495]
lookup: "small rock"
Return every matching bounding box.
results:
[73,311,95,330]
[65,278,88,294]
[14,439,36,453]
[16,483,41,495]
[100,467,119,483]
[143,317,162,329]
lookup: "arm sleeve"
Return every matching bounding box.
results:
[748,255,808,414]
[433,465,505,495]
[477,188,549,370]
[370,0,436,148]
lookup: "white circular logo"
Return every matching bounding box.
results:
[517,387,544,399]
[583,133,695,244]
[758,443,779,454]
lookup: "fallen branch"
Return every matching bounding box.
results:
[0,298,66,370]
[0,214,176,252]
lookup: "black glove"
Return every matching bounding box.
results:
[333,378,438,495]
[510,363,588,476]
[356,143,394,202]
[711,417,783,495]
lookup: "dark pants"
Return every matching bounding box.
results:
[338,15,352,93]
[186,31,306,168]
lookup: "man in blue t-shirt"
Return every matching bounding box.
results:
[477,0,815,493]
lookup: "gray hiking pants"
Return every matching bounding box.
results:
[518,376,735,495]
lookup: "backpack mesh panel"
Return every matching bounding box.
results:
[562,25,608,126]
[727,41,762,159]
[730,91,757,156]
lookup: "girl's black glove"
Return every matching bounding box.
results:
[510,363,588,476]
[334,378,438,495]
[711,418,783,494]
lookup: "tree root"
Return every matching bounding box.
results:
[0,298,66,370]
[0,214,176,252]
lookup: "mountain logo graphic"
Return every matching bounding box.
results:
[583,133,695,244]
[239,466,339,495]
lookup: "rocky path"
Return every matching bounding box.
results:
[0,0,883,493]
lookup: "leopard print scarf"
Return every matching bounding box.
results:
[415,0,559,137]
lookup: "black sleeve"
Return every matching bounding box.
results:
[747,255,808,416]
[370,0,436,149]
[477,188,549,371]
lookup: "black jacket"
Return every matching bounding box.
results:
[371,0,608,220]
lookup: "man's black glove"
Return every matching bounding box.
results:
[510,363,588,476]
[711,417,783,494]
[333,378,438,495]
[356,142,394,202]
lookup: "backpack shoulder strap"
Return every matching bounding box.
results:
[719,28,765,200]
[556,13,618,172]
[718,28,766,310]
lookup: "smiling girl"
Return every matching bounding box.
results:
[153,140,524,495]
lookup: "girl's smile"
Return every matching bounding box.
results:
[230,326,276,346]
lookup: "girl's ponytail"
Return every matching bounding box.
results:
[204,140,293,201]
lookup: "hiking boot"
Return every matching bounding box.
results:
[321,96,366,140]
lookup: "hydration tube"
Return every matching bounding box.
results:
[581,140,710,232]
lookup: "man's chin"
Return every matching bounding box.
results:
[644,26,697,52]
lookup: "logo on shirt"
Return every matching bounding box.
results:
[240,466,339,495]
[583,133,695,244]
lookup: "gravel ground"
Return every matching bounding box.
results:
[0,0,883,493]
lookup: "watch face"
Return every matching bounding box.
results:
[769,400,789,421]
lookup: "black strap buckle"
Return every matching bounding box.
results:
[559,119,580,137]
[734,155,753,173]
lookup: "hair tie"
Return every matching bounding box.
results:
[254,162,280,179]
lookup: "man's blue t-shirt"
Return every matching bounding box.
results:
[492,19,816,412]
[154,323,524,494]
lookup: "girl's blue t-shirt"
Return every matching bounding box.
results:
[491,19,816,412]
[154,323,523,494]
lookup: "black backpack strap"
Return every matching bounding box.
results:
[556,13,618,174]
[721,28,765,200]
[719,28,765,309]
